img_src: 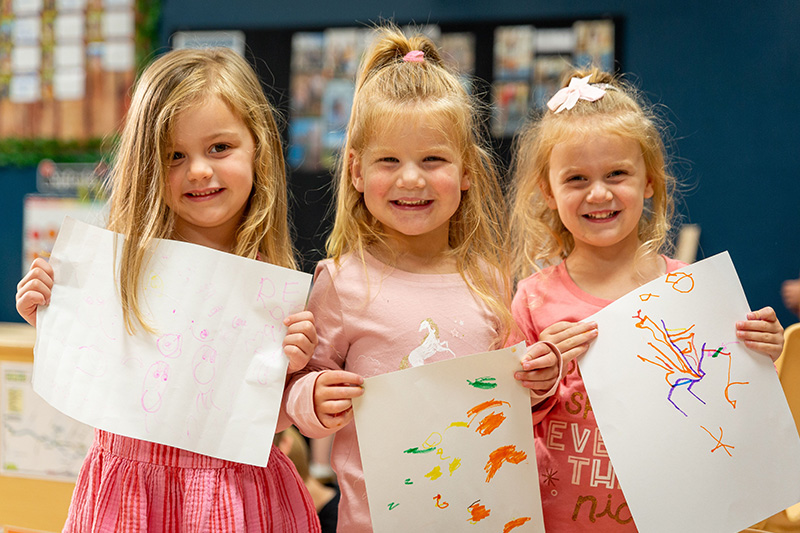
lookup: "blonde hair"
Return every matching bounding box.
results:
[509,67,677,280]
[327,24,513,344]
[106,47,296,333]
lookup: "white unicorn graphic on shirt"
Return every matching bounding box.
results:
[399,318,455,369]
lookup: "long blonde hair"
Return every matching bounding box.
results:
[106,47,295,333]
[327,25,513,343]
[508,67,677,280]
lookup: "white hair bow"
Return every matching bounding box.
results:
[546,75,607,113]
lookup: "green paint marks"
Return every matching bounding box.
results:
[468,376,498,390]
[403,446,436,454]
[404,478,413,485]
[388,502,399,510]
[711,348,723,358]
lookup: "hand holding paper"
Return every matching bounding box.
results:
[735,305,784,361]
[515,342,561,397]
[282,310,318,373]
[538,320,597,366]
[15,257,55,327]
[314,370,364,429]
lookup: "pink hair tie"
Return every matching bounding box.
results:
[546,75,607,113]
[403,50,424,63]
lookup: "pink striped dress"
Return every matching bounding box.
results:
[63,430,321,532]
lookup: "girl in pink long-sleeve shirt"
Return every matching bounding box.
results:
[286,24,561,532]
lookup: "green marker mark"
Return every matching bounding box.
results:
[403,446,436,454]
[467,376,498,390]
[711,348,723,358]
[404,478,413,485]
[388,502,399,510]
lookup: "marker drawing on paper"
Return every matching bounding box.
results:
[353,344,545,532]
[578,252,800,533]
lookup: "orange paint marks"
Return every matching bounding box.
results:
[467,399,510,418]
[467,501,491,523]
[484,445,527,482]
[475,410,506,436]
[503,516,532,532]
[433,493,449,509]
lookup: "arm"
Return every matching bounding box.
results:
[285,263,363,438]
[736,306,784,362]
[276,310,318,432]
[16,258,54,327]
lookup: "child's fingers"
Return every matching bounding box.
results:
[284,310,315,329]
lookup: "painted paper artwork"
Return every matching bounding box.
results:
[353,343,545,532]
[32,217,312,466]
[579,252,800,532]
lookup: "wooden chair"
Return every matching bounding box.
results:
[751,323,800,532]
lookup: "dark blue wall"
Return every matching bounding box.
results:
[2,1,798,328]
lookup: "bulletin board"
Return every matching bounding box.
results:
[0,0,159,167]
[221,17,622,272]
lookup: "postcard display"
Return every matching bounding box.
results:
[286,19,616,172]
[0,0,137,140]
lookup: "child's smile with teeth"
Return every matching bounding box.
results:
[188,188,223,198]
[584,210,619,220]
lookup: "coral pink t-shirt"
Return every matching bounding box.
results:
[511,257,685,532]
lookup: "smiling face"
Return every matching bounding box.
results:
[166,95,255,251]
[546,129,653,255]
[350,114,469,253]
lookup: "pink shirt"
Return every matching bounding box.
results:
[286,252,502,533]
[511,257,685,532]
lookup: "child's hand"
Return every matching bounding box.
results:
[283,311,318,373]
[313,370,364,430]
[15,258,54,327]
[539,320,598,365]
[515,341,561,399]
[736,306,784,362]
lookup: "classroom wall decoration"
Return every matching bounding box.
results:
[286,19,615,172]
[578,252,800,532]
[0,0,158,165]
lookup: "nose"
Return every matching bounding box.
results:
[187,156,213,181]
[586,181,612,203]
[396,163,425,189]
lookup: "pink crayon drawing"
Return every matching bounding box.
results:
[141,361,170,413]
[157,334,182,358]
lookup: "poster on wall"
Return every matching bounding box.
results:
[490,19,615,137]
[1,361,94,481]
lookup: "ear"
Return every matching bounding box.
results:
[541,182,558,210]
[644,176,654,199]
[350,150,364,193]
[460,170,470,192]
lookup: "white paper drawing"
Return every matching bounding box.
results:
[353,343,545,532]
[33,217,312,466]
[579,252,800,532]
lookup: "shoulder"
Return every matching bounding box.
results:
[663,255,688,272]
[515,263,561,298]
